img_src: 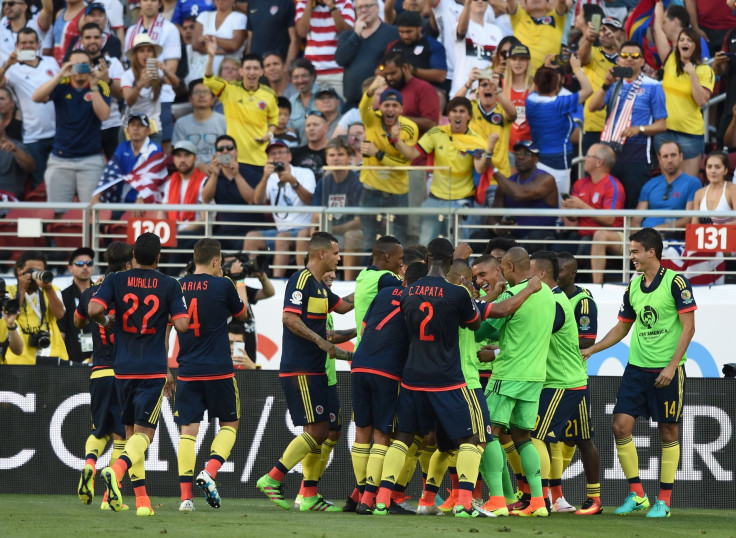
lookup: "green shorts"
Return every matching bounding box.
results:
[485,380,543,431]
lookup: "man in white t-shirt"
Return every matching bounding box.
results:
[243,139,316,278]
[0,27,58,188]
[0,0,53,65]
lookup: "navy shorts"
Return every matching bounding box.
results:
[89,375,125,438]
[396,385,485,444]
[351,371,400,434]
[116,377,167,429]
[613,363,686,423]
[533,387,589,442]
[280,374,330,426]
[479,373,492,392]
[327,383,341,431]
[174,377,240,425]
[435,388,492,451]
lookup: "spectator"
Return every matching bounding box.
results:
[691,152,736,225]
[489,140,559,247]
[358,81,419,250]
[654,28,714,178]
[32,49,110,205]
[172,78,227,167]
[190,0,247,81]
[587,40,667,209]
[385,10,445,93]
[0,279,23,359]
[300,136,363,279]
[88,0,126,44]
[685,0,736,58]
[172,0,216,29]
[507,0,568,70]
[0,28,58,188]
[178,15,203,86]
[273,97,300,148]
[314,87,342,139]
[579,16,624,155]
[246,0,300,68]
[295,0,355,99]
[292,110,329,181]
[91,114,167,207]
[347,121,365,165]
[652,2,709,64]
[59,247,95,364]
[74,23,124,159]
[5,251,67,365]
[714,40,736,149]
[51,0,87,65]
[64,4,123,61]
[448,0,504,98]
[0,0,53,65]
[201,134,260,247]
[287,58,319,143]
[331,76,372,138]
[124,0,182,154]
[0,109,34,198]
[159,140,209,271]
[217,56,241,81]
[335,0,398,106]
[228,321,257,369]
[0,87,21,140]
[526,56,593,198]
[122,35,180,146]
[385,0,436,36]
[243,140,316,277]
[502,42,533,172]
[263,52,297,99]
[205,44,278,188]
[561,144,625,278]
[230,264,275,366]
[392,95,493,245]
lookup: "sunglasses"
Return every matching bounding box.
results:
[619,52,642,59]
[216,145,235,152]
[3,1,22,7]
[662,182,674,201]
[73,260,94,267]
[497,49,510,59]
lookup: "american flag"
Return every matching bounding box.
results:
[661,243,726,286]
[94,152,168,204]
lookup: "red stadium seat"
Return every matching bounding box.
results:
[0,208,54,255]
[47,209,86,249]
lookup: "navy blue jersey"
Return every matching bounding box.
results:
[91,269,188,378]
[400,276,480,390]
[281,268,342,375]
[76,283,115,370]
[176,274,246,380]
[351,286,408,379]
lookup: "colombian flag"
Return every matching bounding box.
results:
[625,0,671,69]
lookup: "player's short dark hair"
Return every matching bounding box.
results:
[16,27,39,43]
[427,237,454,264]
[483,237,518,256]
[308,231,339,257]
[383,50,408,69]
[405,261,428,285]
[630,228,663,260]
[16,250,47,271]
[472,253,499,267]
[449,258,472,280]
[105,242,134,274]
[80,22,102,35]
[227,322,246,338]
[534,67,559,95]
[134,232,161,266]
[372,235,402,258]
[556,251,578,271]
[69,247,95,264]
[241,53,263,67]
[193,238,222,266]
[530,250,560,282]
[403,247,427,266]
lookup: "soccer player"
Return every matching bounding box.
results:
[89,233,190,516]
[557,251,598,350]
[528,251,601,515]
[582,228,696,518]
[479,247,556,518]
[257,232,354,512]
[74,242,134,510]
[175,239,247,512]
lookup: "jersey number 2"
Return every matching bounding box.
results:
[419,302,435,341]
[122,293,160,334]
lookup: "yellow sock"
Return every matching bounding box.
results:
[502,441,522,476]
[660,441,680,484]
[210,426,237,462]
[178,435,196,478]
[351,442,371,488]
[549,442,563,481]
[319,439,337,477]
[615,435,640,480]
[531,438,551,480]
[279,433,318,471]
[455,444,481,488]
[128,456,146,483]
[380,440,409,486]
[366,444,387,487]
[122,433,150,472]
[110,440,126,466]
[420,444,436,476]
[301,446,323,482]
[84,434,109,463]
[561,443,576,473]
[587,482,601,499]
[396,436,421,487]
[426,449,455,490]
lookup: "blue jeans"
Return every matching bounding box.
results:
[360,188,408,252]
[25,137,54,189]
[419,196,474,246]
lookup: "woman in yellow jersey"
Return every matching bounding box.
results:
[655,28,714,178]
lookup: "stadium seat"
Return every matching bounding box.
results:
[24,182,47,202]
[0,208,54,260]
[47,209,85,249]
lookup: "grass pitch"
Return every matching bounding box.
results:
[2,495,734,538]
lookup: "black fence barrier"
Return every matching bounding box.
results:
[0,367,733,508]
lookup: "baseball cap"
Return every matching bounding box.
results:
[85,3,106,14]
[127,113,150,127]
[396,10,422,28]
[266,139,289,153]
[172,140,197,155]
[316,87,339,99]
[508,44,531,59]
[602,17,622,30]
[513,140,540,154]
[380,88,403,105]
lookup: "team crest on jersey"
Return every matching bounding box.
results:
[681,289,693,304]
[258,100,267,110]
[639,305,658,329]
[580,316,590,327]
[290,291,303,305]
[413,45,424,56]
[84,92,93,102]
[47,70,54,76]
[330,413,336,422]
[270,5,279,14]
[486,425,492,434]
[490,113,503,125]
[592,192,600,204]
[316,405,324,415]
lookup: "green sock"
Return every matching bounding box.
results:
[479,436,504,497]
[501,458,515,500]
[517,439,542,499]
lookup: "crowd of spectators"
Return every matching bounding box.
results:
[1,0,736,283]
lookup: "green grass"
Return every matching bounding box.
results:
[2,496,734,537]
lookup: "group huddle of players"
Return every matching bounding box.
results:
[74,227,695,520]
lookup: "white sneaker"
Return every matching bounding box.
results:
[471,498,497,517]
[294,494,303,510]
[179,499,195,512]
[417,503,445,516]
[196,470,222,508]
[553,496,576,513]
[397,499,417,514]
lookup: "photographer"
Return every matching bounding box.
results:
[5,251,67,365]
[243,139,316,278]
[0,279,23,360]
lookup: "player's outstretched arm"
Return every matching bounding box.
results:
[486,275,543,319]
[333,293,355,314]
[283,311,339,358]
[581,320,632,360]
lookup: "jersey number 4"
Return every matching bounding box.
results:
[187,298,201,337]
[122,293,160,334]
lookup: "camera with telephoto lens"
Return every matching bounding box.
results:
[29,270,54,284]
[273,161,285,173]
[0,278,20,315]
[222,252,269,280]
[28,329,51,349]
